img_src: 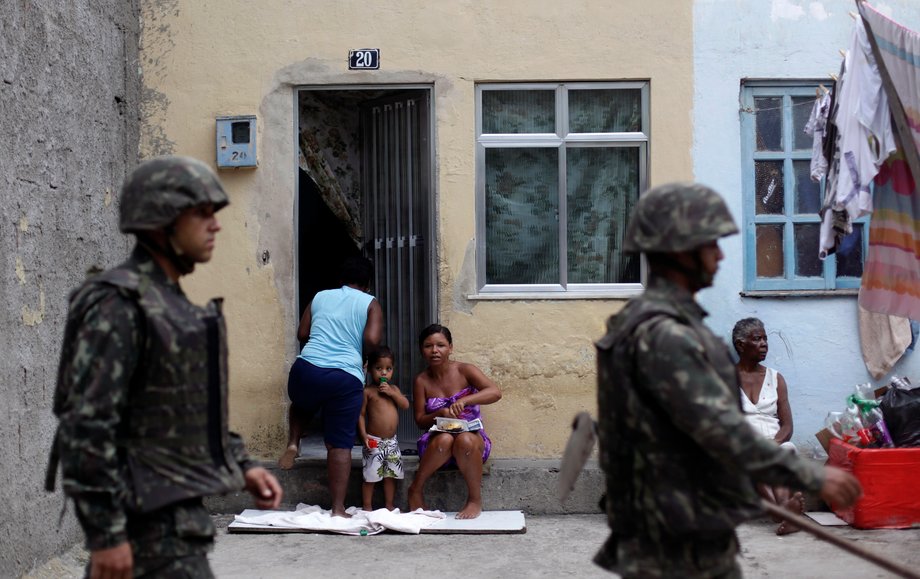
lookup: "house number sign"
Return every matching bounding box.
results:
[348,49,380,70]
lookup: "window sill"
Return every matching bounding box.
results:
[468,290,641,301]
[740,289,859,298]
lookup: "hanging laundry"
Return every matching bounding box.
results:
[805,90,831,182]
[858,3,920,320]
[819,14,898,259]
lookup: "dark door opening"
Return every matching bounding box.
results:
[297,87,435,445]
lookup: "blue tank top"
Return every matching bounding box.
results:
[299,286,375,382]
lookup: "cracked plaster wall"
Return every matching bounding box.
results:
[0,1,140,575]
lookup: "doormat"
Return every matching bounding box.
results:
[804,511,849,526]
[228,504,526,535]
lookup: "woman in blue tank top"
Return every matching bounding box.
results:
[279,256,383,517]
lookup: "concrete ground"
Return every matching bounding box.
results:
[26,514,920,578]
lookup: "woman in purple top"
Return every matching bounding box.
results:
[408,324,502,519]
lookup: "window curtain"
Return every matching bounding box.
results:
[298,131,362,248]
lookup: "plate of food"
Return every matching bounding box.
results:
[431,417,482,433]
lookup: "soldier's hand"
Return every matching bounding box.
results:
[90,542,132,579]
[819,465,862,508]
[244,466,283,509]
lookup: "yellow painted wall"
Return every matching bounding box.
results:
[138,0,693,458]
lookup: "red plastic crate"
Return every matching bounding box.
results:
[827,438,920,529]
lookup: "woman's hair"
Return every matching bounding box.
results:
[731,317,765,354]
[418,323,452,349]
[367,345,394,366]
[339,256,374,286]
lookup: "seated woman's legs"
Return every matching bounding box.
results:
[452,432,485,519]
[757,482,804,535]
[408,433,455,511]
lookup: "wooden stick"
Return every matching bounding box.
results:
[761,501,920,579]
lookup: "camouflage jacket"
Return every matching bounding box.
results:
[595,276,823,546]
[49,245,253,550]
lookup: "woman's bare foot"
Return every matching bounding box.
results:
[330,507,353,518]
[278,444,298,470]
[455,499,482,520]
[776,492,805,535]
[407,484,428,511]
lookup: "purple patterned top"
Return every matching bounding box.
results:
[416,386,491,464]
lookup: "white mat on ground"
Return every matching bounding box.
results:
[804,511,849,526]
[231,504,444,535]
[229,504,526,535]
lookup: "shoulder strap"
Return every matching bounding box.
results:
[45,279,147,492]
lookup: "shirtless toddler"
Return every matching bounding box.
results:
[358,346,410,511]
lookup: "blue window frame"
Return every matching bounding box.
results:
[741,81,866,292]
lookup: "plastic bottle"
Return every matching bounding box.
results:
[891,375,912,391]
[848,394,895,448]
[825,409,863,446]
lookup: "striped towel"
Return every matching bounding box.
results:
[858,4,920,318]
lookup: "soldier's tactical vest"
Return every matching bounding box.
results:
[47,260,245,513]
[117,267,245,512]
[595,295,760,539]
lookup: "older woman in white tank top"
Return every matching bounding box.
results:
[733,317,803,535]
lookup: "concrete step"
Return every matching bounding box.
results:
[205,447,605,516]
[204,442,827,516]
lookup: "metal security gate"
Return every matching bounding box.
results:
[361,90,434,445]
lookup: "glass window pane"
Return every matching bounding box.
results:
[792,96,814,150]
[566,147,640,283]
[794,160,822,214]
[836,225,864,277]
[756,224,784,278]
[485,147,559,284]
[794,223,823,277]
[755,97,783,151]
[482,90,555,134]
[755,161,784,215]
[568,89,641,133]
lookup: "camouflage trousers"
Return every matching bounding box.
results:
[83,555,214,578]
[594,530,741,579]
[85,498,215,578]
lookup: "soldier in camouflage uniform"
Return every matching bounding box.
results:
[594,183,861,578]
[46,156,283,578]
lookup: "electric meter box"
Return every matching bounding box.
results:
[216,115,257,168]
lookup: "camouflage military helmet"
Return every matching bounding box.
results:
[623,182,738,253]
[118,156,229,233]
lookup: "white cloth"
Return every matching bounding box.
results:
[820,17,898,259]
[833,18,897,221]
[804,92,831,182]
[233,504,447,535]
[741,367,796,452]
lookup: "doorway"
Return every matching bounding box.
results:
[296,86,435,445]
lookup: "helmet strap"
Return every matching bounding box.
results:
[136,231,196,277]
[165,226,196,275]
[649,251,710,291]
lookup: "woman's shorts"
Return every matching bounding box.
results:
[287,358,363,449]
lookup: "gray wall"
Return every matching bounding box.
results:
[0,1,140,575]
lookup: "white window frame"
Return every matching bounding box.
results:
[474,82,650,299]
